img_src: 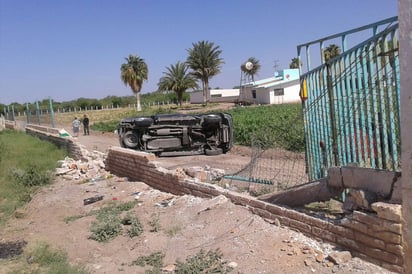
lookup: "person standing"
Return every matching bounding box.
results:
[83,114,90,135]
[72,117,80,137]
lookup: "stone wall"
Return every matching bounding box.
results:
[5,120,16,130]
[105,146,404,273]
[25,125,85,161]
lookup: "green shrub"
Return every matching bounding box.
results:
[10,164,53,187]
[116,201,138,211]
[130,252,165,268]
[122,213,144,238]
[89,201,139,242]
[89,214,122,242]
[175,249,233,274]
[91,121,118,132]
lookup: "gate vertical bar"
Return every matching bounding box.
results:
[326,64,339,166]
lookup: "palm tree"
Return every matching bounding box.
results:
[120,54,148,111]
[158,62,198,106]
[186,40,224,105]
[323,44,341,62]
[241,57,261,82]
[289,58,302,69]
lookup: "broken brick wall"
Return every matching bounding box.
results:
[105,146,404,273]
[19,127,404,273]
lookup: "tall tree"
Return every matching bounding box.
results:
[120,54,148,111]
[323,44,341,62]
[241,57,261,82]
[186,40,224,105]
[289,57,302,69]
[158,62,198,106]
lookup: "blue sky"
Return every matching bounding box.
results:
[0,0,398,105]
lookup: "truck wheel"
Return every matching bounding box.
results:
[203,114,221,127]
[122,131,139,148]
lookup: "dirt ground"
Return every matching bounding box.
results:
[0,124,396,273]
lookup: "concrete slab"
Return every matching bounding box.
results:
[341,167,397,198]
[327,166,343,188]
[258,178,339,206]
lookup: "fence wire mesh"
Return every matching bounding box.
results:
[225,119,309,192]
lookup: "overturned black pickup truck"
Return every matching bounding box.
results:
[116,112,233,156]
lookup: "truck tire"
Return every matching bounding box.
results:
[203,114,221,128]
[122,131,139,148]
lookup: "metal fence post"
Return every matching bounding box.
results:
[36,101,41,125]
[49,97,55,128]
[326,64,339,166]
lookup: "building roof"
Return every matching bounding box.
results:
[244,68,300,89]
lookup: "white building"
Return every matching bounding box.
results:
[190,89,240,104]
[189,69,301,105]
[240,69,301,105]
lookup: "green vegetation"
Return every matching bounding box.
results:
[89,213,122,242]
[241,57,261,82]
[158,61,198,106]
[89,201,139,242]
[175,249,233,274]
[121,55,149,111]
[130,251,165,268]
[2,91,191,115]
[122,213,144,238]
[186,40,224,106]
[0,130,67,226]
[228,104,304,151]
[130,249,233,274]
[7,242,88,274]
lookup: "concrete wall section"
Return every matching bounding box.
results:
[105,147,404,273]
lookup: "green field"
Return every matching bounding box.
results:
[227,104,304,151]
[0,130,67,226]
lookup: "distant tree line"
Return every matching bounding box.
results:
[1,91,191,114]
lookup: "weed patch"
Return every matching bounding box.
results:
[149,213,161,232]
[10,164,53,187]
[175,249,233,274]
[7,242,88,274]
[130,251,165,268]
[122,213,144,238]
[129,249,233,274]
[89,201,139,242]
[90,214,122,242]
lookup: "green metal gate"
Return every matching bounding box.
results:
[297,16,400,181]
